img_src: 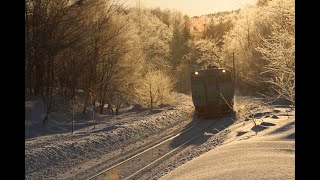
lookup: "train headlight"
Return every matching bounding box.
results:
[222,70,226,73]
[195,71,198,75]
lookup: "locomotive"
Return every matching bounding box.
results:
[191,65,234,117]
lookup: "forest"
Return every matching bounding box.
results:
[25,0,295,114]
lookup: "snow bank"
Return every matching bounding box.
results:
[161,107,295,179]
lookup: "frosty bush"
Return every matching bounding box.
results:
[135,69,175,109]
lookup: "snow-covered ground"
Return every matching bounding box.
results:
[161,107,295,179]
[25,92,294,179]
[25,93,194,179]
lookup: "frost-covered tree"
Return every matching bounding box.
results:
[108,22,145,115]
[128,9,173,71]
[135,69,175,109]
[169,11,191,71]
[202,15,234,43]
[221,6,273,93]
[92,11,145,115]
[219,0,294,98]
[25,0,88,109]
[256,0,294,104]
[25,0,146,115]
[194,38,222,68]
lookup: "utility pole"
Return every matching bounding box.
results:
[91,95,95,129]
[232,52,236,93]
[89,88,96,129]
[71,100,74,134]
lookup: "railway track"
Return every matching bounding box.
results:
[86,116,228,180]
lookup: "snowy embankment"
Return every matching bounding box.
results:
[161,107,295,179]
[25,93,194,179]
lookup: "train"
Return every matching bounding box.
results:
[191,65,234,117]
